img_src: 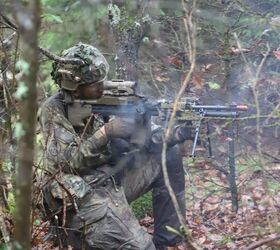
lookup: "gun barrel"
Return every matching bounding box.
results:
[203,111,238,117]
[190,104,247,111]
[189,104,248,118]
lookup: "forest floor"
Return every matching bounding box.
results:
[26,162,280,250]
[139,161,280,250]
[139,136,280,250]
[187,161,280,250]
[2,136,280,250]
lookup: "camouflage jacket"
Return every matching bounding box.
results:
[39,90,185,204]
[39,90,111,175]
[39,89,187,173]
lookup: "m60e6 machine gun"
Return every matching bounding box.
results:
[68,80,248,157]
[68,79,248,212]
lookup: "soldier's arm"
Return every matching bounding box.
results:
[39,105,110,173]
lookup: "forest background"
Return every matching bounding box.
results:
[0,0,279,249]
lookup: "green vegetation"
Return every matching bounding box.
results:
[267,181,280,195]
[130,192,153,219]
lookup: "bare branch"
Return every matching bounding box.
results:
[0,11,84,65]
[39,46,85,65]
[160,1,200,249]
[0,12,18,31]
[0,31,17,49]
[243,234,280,250]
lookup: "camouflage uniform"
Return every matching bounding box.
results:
[40,43,186,250]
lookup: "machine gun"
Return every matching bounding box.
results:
[68,80,248,156]
[68,80,248,212]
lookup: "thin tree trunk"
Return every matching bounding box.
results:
[108,3,150,82]
[227,125,238,212]
[12,0,41,249]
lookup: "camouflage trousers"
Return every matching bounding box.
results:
[44,145,185,250]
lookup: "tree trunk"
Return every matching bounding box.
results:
[114,36,142,81]
[12,0,41,249]
[109,3,150,82]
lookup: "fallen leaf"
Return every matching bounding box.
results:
[155,75,170,82]
[230,47,251,55]
[271,16,280,26]
[208,81,221,90]
[192,74,205,89]
[197,235,209,245]
[202,63,212,72]
[139,215,154,227]
[164,56,183,69]
[208,234,224,242]
[204,202,220,212]
[273,50,280,60]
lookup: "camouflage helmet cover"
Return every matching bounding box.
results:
[51,42,109,91]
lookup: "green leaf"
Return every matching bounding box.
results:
[43,13,63,23]
[142,37,150,44]
[208,81,221,90]
[14,81,28,100]
[160,9,166,16]
[0,243,9,250]
[165,226,182,237]
[15,59,30,75]
[7,191,15,214]
[34,219,41,226]
[174,10,183,17]
[14,122,26,140]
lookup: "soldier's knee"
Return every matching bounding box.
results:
[85,207,155,250]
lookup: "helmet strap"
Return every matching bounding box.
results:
[61,89,75,120]
[61,89,75,105]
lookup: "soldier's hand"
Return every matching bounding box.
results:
[104,118,135,139]
[174,123,194,142]
[174,122,207,142]
[150,123,194,147]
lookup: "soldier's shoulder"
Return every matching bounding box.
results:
[41,91,66,115]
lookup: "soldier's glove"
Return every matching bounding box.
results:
[104,118,135,139]
[150,123,193,148]
[172,123,194,143]
[163,122,202,147]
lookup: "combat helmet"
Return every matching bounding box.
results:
[51,42,109,91]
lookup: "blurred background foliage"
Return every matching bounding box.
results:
[37,0,280,103]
